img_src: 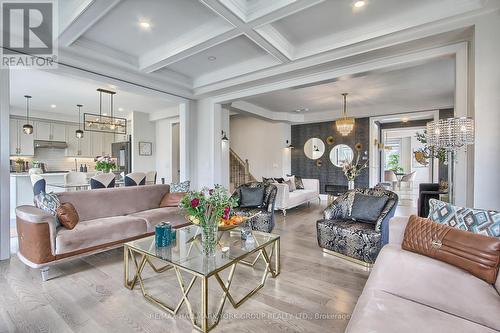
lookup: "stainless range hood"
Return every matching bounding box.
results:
[34,140,68,149]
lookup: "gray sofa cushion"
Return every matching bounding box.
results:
[239,187,265,208]
[350,193,389,223]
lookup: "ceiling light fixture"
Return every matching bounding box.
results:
[118,107,124,111]
[208,56,217,61]
[50,104,56,108]
[76,104,84,139]
[84,88,127,134]
[401,117,409,123]
[354,0,366,8]
[139,21,151,29]
[22,95,33,135]
[294,108,309,113]
[335,93,355,136]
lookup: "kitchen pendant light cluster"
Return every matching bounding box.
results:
[335,93,355,136]
[84,88,127,134]
[22,95,33,135]
[76,104,84,138]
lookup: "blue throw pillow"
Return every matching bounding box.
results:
[428,199,500,237]
[34,191,61,228]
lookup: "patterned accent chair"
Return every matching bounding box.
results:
[317,188,398,266]
[231,182,278,233]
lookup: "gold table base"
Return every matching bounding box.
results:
[124,238,280,333]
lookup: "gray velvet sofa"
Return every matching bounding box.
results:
[316,188,398,266]
[346,216,500,333]
[16,184,189,280]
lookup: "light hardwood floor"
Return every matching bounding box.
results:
[0,202,386,333]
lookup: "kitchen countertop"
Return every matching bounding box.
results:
[10,171,95,177]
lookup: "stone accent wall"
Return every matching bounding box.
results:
[291,118,369,194]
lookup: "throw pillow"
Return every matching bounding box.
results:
[294,175,305,190]
[350,193,388,223]
[160,192,186,207]
[428,199,500,238]
[262,177,275,183]
[56,203,79,230]
[285,179,296,192]
[170,180,190,193]
[402,215,500,284]
[274,177,285,183]
[239,187,265,208]
[34,191,61,227]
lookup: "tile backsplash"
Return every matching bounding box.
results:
[11,148,96,172]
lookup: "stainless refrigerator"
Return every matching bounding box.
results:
[112,140,131,174]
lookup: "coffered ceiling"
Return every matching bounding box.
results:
[55,0,489,98]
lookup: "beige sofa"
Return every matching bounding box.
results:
[346,216,500,333]
[16,184,189,280]
[274,178,320,216]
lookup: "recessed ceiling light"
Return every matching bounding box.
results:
[354,0,366,8]
[294,108,309,113]
[139,21,151,30]
[50,104,56,108]
[208,56,217,61]
[118,107,124,111]
[401,117,409,123]
[103,113,107,116]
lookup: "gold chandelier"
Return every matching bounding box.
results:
[335,93,355,136]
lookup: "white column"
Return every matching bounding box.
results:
[0,69,10,260]
[473,11,500,210]
[179,102,191,183]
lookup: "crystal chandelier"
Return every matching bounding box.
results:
[84,88,127,134]
[335,93,355,136]
[426,117,474,151]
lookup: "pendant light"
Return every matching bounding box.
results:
[335,93,355,136]
[75,104,84,138]
[22,95,33,134]
[84,88,126,134]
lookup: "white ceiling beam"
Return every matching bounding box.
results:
[231,101,303,122]
[140,29,241,73]
[249,0,325,27]
[200,0,293,63]
[58,0,123,47]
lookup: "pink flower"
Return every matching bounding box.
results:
[191,198,200,208]
[223,207,230,220]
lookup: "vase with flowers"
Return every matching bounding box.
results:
[342,151,368,190]
[180,185,237,256]
[94,155,116,173]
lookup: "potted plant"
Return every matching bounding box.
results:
[342,151,368,190]
[180,186,237,256]
[94,155,116,173]
[387,153,404,173]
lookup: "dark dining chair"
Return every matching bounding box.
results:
[30,174,46,196]
[125,172,146,186]
[90,173,116,189]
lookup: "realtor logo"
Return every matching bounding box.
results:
[1,1,58,68]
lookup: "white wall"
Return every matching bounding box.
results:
[131,111,156,173]
[474,10,500,210]
[154,117,180,184]
[230,115,291,181]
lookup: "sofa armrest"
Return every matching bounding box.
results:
[388,216,410,246]
[16,205,57,265]
[302,178,320,194]
[274,183,289,210]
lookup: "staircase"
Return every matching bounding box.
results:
[230,148,257,192]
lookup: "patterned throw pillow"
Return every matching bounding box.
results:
[262,177,276,183]
[428,199,500,238]
[294,175,304,190]
[34,191,61,228]
[170,180,190,193]
[285,179,296,192]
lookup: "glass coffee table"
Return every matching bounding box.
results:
[124,225,280,333]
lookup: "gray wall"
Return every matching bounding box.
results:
[291,118,369,194]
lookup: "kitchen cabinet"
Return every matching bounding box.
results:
[10,118,34,156]
[90,131,114,156]
[34,121,66,141]
[66,125,92,157]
